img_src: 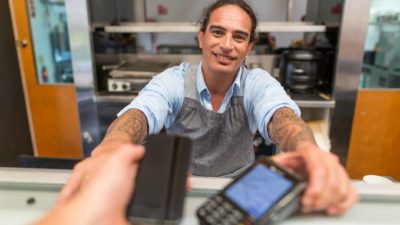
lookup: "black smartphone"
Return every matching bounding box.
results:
[196,157,306,225]
[126,134,192,225]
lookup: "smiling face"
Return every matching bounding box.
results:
[198,4,254,79]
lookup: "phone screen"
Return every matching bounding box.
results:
[224,164,294,219]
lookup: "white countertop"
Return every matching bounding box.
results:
[1,167,400,225]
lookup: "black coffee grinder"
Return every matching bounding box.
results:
[280,50,322,94]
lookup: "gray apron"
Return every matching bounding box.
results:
[166,64,255,177]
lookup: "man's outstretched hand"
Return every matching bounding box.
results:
[272,143,358,215]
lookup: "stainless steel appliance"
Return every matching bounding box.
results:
[281,50,322,94]
[106,61,171,93]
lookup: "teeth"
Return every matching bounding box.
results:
[216,53,232,60]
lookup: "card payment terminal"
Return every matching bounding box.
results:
[196,157,306,225]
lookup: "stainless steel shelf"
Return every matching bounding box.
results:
[295,100,336,108]
[95,95,335,108]
[103,22,326,33]
[95,95,135,103]
[258,22,326,32]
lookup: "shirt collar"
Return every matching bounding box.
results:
[197,62,243,96]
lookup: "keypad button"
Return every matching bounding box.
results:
[209,200,217,208]
[233,210,244,220]
[270,213,279,222]
[223,202,233,211]
[221,220,231,225]
[228,215,238,224]
[206,215,215,224]
[198,208,206,217]
[212,210,221,218]
[218,206,227,215]
[215,196,223,203]
[205,204,214,212]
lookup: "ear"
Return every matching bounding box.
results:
[197,31,204,49]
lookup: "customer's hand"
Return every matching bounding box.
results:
[272,143,358,215]
[90,134,132,156]
[35,144,145,225]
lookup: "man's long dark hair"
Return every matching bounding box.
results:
[198,0,258,43]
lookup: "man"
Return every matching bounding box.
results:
[93,0,357,215]
[94,0,297,177]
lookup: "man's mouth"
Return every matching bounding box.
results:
[213,52,238,61]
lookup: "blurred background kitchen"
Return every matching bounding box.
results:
[1,0,400,180]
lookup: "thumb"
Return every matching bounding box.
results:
[270,152,307,177]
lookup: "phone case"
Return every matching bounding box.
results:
[126,134,192,224]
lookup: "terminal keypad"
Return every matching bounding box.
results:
[197,196,249,225]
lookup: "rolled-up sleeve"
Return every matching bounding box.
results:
[244,68,300,143]
[117,63,186,134]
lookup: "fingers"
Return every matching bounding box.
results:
[56,144,145,207]
[300,150,358,215]
[327,185,358,215]
[90,147,100,156]
[272,151,333,212]
[326,167,359,215]
[120,144,145,163]
[303,153,337,211]
[301,156,327,212]
[325,165,351,210]
[270,152,307,178]
[186,171,192,192]
[271,151,329,212]
[55,161,86,207]
[272,149,356,215]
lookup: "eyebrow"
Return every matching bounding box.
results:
[209,25,250,38]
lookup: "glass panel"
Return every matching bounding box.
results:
[360,0,400,89]
[26,0,73,84]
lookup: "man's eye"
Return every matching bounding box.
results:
[212,30,224,36]
[234,35,246,42]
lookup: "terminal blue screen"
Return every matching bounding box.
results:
[224,164,294,219]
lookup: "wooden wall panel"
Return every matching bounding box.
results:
[9,0,83,158]
[347,90,400,180]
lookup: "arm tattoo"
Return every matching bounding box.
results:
[107,109,148,144]
[268,107,316,152]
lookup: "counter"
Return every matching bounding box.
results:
[1,168,400,225]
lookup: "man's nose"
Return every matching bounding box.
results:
[220,35,233,51]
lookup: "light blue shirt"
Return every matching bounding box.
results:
[118,62,300,143]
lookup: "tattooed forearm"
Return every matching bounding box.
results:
[268,107,316,152]
[107,109,148,144]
